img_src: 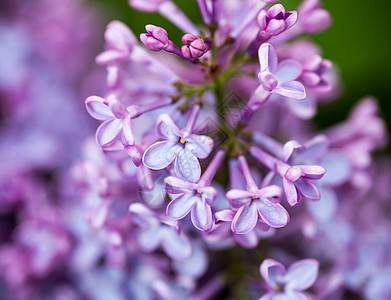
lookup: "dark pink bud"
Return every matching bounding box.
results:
[181,34,209,59]
[140,25,169,51]
[257,4,298,37]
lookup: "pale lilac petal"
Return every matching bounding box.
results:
[298,165,326,180]
[259,43,278,73]
[226,189,253,209]
[275,60,302,83]
[156,114,181,139]
[282,140,303,162]
[285,259,319,291]
[174,148,201,183]
[185,134,214,159]
[164,176,197,194]
[234,231,259,249]
[231,202,258,234]
[106,95,129,119]
[161,228,192,260]
[260,259,286,289]
[128,203,155,218]
[96,50,127,65]
[202,186,218,205]
[96,118,122,147]
[257,198,289,228]
[267,4,285,18]
[287,97,316,120]
[191,198,213,231]
[166,193,197,220]
[256,185,282,203]
[174,241,207,277]
[306,186,337,222]
[266,19,286,36]
[321,153,351,186]
[285,11,298,28]
[295,178,320,200]
[274,81,306,100]
[215,209,235,222]
[136,227,161,252]
[143,141,180,170]
[283,178,301,206]
[298,135,329,162]
[284,290,310,300]
[121,116,135,146]
[85,96,113,120]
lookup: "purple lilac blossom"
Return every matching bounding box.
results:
[1,0,390,299]
[260,258,319,300]
[143,106,214,182]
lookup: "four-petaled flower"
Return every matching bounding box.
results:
[85,95,134,149]
[250,146,326,206]
[165,176,217,231]
[251,43,306,108]
[129,203,192,260]
[143,110,214,182]
[282,164,326,206]
[226,185,289,234]
[259,258,319,300]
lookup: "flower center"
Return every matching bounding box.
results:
[179,137,187,144]
[275,283,284,292]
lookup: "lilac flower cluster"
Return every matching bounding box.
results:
[1,0,390,299]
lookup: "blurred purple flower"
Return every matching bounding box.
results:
[260,258,319,300]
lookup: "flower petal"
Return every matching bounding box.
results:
[96,49,127,65]
[259,43,278,73]
[283,177,301,206]
[295,178,320,200]
[256,185,282,203]
[96,118,122,147]
[105,94,129,119]
[191,198,213,231]
[274,81,306,100]
[202,186,218,206]
[174,148,201,183]
[260,259,286,289]
[298,165,326,180]
[231,202,258,234]
[320,153,351,186]
[257,198,289,228]
[306,186,337,222]
[234,231,259,249]
[121,116,135,146]
[166,193,197,220]
[136,226,161,252]
[185,134,214,159]
[143,141,180,170]
[275,59,302,83]
[287,96,316,120]
[226,189,253,209]
[164,176,197,195]
[215,209,235,223]
[285,259,319,291]
[161,227,192,260]
[85,96,113,120]
[156,114,181,139]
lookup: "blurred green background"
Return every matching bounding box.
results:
[89,0,391,150]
